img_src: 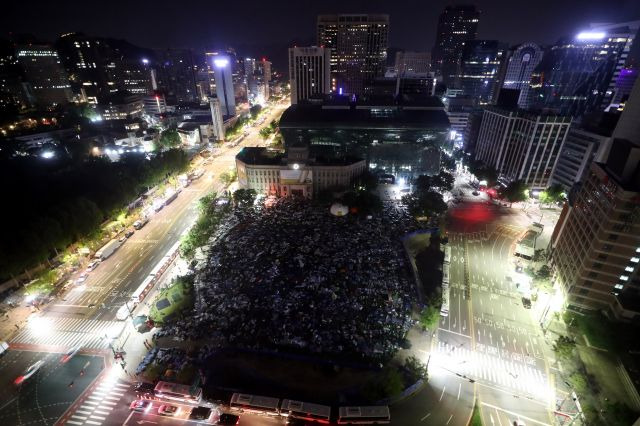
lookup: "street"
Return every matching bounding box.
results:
[0,103,287,426]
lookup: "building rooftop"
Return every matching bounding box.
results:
[236,147,285,165]
[280,97,450,131]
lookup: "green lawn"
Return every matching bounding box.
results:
[471,402,483,426]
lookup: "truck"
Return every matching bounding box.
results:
[133,216,149,230]
[164,190,178,206]
[94,239,123,260]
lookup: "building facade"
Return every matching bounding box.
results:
[98,93,143,120]
[531,21,639,117]
[154,48,198,104]
[236,147,367,198]
[394,51,431,75]
[551,126,610,189]
[212,54,235,117]
[551,143,640,318]
[288,46,331,105]
[208,97,225,141]
[317,14,389,96]
[16,44,72,106]
[457,40,506,104]
[475,106,572,189]
[499,43,544,109]
[279,96,449,181]
[431,5,480,86]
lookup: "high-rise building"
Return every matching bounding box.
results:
[431,5,480,86]
[212,54,235,117]
[288,46,331,105]
[457,40,506,104]
[498,43,544,109]
[209,97,225,141]
[0,40,31,111]
[474,106,572,189]
[551,78,640,318]
[531,21,639,117]
[154,48,198,104]
[394,51,431,75]
[317,14,389,96]
[16,44,72,106]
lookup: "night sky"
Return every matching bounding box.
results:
[4,0,640,68]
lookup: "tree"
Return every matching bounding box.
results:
[259,127,272,140]
[567,372,588,394]
[440,152,456,171]
[468,160,498,185]
[249,104,262,118]
[355,170,379,192]
[232,189,257,206]
[419,305,440,331]
[602,401,638,426]
[536,265,551,280]
[403,191,447,219]
[158,130,181,150]
[500,180,529,205]
[545,183,566,204]
[218,170,237,186]
[553,335,576,359]
[403,356,428,383]
[415,171,454,193]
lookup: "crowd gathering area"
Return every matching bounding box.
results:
[157,198,420,361]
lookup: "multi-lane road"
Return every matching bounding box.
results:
[0,103,287,426]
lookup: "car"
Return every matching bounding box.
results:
[61,344,83,363]
[515,264,524,273]
[216,413,240,425]
[130,400,153,412]
[15,360,44,385]
[190,406,213,421]
[472,190,480,196]
[75,273,89,285]
[133,381,155,396]
[522,297,532,309]
[118,235,127,243]
[86,260,100,272]
[125,229,135,238]
[158,404,180,416]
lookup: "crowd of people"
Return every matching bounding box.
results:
[156,198,420,360]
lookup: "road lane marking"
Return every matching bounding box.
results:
[446,414,453,424]
[420,413,431,421]
[482,401,551,426]
[438,328,471,338]
[439,386,446,401]
[457,382,461,399]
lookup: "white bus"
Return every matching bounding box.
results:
[131,276,154,303]
[337,406,390,424]
[280,399,331,424]
[154,381,202,404]
[440,282,450,317]
[442,264,450,286]
[443,245,451,264]
[230,393,280,415]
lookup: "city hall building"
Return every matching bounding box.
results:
[277,95,450,183]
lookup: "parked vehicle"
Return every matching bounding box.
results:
[133,217,149,230]
[94,239,123,260]
[0,341,9,356]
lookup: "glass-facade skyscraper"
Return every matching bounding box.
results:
[457,40,506,105]
[431,5,480,86]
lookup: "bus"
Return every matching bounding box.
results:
[337,406,390,424]
[442,264,450,286]
[280,399,331,424]
[154,381,202,404]
[230,393,280,416]
[443,245,451,265]
[440,282,450,317]
[131,276,154,304]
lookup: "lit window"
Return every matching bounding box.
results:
[625,266,634,273]
[620,275,629,281]
[615,284,624,290]
[631,257,639,263]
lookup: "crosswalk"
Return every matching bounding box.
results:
[65,377,130,425]
[436,341,549,400]
[11,317,125,350]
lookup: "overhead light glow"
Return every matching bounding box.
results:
[141,58,149,64]
[214,58,229,68]
[576,31,606,40]
[41,150,55,159]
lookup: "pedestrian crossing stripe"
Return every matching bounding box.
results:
[10,317,125,350]
[436,341,548,399]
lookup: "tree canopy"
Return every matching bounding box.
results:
[500,180,529,204]
[158,129,181,150]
